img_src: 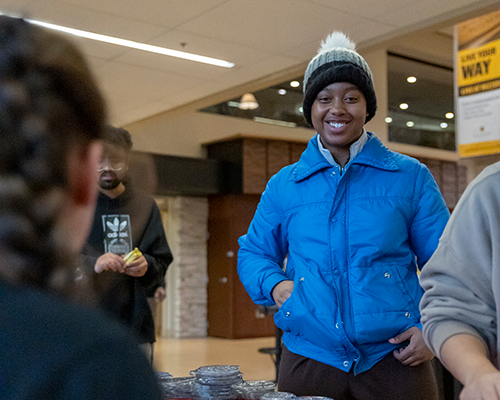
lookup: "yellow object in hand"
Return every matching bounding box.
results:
[123,247,142,264]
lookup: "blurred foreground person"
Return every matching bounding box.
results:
[0,15,162,400]
[421,162,500,400]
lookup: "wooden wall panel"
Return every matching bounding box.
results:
[291,142,308,163]
[207,194,275,339]
[267,140,291,180]
[243,139,267,194]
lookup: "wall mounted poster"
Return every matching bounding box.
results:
[456,10,500,157]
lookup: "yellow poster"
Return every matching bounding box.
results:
[456,10,500,157]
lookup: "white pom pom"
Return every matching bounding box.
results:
[318,31,356,54]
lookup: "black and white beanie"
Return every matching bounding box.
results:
[302,31,377,127]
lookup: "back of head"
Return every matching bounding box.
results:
[0,16,106,295]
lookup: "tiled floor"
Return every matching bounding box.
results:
[153,336,277,381]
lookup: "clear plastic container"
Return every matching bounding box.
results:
[160,376,195,400]
[260,392,298,400]
[232,380,276,399]
[157,371,173,381]
[300,397,334,400]
[190,365,243,400]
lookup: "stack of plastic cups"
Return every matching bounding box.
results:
[232,380,276,400]
[190,365,243,400]
[160,376,195,400]
[157,371,173,381]
[260,392,298,400]
[300,397,334,400]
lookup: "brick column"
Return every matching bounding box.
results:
[159,196,208,338]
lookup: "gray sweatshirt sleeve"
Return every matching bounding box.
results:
[419,163,500,362]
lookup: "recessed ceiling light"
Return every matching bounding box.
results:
[400,103,409,110]
[290,81,300,88]
[406,121,414,127]
[440,123,448,129]
[385,117,393,123]
[445,112,454,119]
[407,76,417,83]
[8,13,235,68]
[278,89,287,95]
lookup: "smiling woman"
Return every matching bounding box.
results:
[237,31,450,400]
[311,82,368,166]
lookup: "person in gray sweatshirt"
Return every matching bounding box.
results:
[420,161,500,400]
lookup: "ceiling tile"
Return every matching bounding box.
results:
[113,35,277,80]
[0,0,35,14]
[55,0,229,28]
[21,0,167,41]
[373,0,497,28]
[94,61,204,99]
[65,34,130,60]
[147,30,275,68]
[111,99,176,127]
[212,54,304,94]
[304,0,415,20]
[177,0,370,53]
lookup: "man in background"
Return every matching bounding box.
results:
[82,126,173,363]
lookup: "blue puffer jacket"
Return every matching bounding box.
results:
[237,132,449,374]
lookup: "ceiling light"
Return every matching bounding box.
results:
[385,117,393,123]
[238,93,259,110]
[440,123,448,129]
[278,89,287,95]
[10,13,235,68]
[290,81,300,88]
[445,112,454,119]
[399,103,409,110]
[407,76,417,83]
[406,121,414,127]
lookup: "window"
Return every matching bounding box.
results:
[387,54,455,151]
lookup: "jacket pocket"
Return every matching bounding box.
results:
[274,272,341,351]
[351,263,421,344]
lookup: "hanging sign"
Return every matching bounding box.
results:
[456,10,500,157]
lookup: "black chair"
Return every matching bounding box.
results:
[256,305,282,382]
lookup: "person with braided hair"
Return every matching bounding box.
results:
[0,15,162,400]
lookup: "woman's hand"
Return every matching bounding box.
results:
[389,326,434,366]
[272,280,294,307]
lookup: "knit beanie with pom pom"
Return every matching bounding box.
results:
[302,31,377,127]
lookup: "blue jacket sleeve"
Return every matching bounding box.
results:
[409,163,450,268]
[237,176,290,305]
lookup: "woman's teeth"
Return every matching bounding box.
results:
[329,122,345,128]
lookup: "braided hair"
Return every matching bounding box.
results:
[0,16,106,298]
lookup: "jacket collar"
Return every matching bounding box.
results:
[291,132,399,182]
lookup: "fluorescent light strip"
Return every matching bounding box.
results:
[253,117,297,128]
[0,12,235,68]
